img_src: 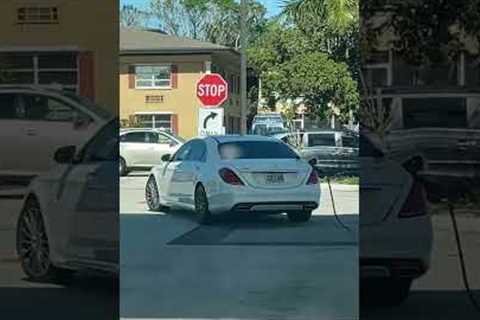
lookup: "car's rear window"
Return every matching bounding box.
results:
[218,141,298,160]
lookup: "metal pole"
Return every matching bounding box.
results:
[240,0,248,134]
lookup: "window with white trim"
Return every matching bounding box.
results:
[135,65,171,89]
[362,50,391,87]
[134,113,172,131]
[0,52,78,92]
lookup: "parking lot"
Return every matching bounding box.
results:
[120,171,359,319]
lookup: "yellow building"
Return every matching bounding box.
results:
[120,28,241,139]
[0,0,118,114]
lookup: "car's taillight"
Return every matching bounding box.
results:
[399,181,427,218]
[219,168,244,185]
[306,169,319,185]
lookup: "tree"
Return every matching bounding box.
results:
[120,5,150,28]
[360,0,480,66]
[149,0,267,48]
[248,21,359,120]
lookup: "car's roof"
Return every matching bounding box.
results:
[120,127,172,133]
[207,134,278,143]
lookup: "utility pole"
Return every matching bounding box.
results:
[240,0,248,134]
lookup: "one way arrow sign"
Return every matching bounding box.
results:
[198,107,224,137]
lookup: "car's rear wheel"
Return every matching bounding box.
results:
[119,157,129,176]
[16,196,74,284]
[194,184,212,224]
[287,210,312,222]
[361,278,412,306]
[145,176,167,212]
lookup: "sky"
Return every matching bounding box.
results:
[120,0,283,18]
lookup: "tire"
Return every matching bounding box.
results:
[287,210,312,222]
[145,176,167,212]
[16,196,75,284]
[361,278,412,306]
[194,184,212,225]
[119,157,129,176]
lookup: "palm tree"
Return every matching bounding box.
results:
[282,0,358,35]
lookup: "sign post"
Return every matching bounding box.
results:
[198,108,224,137]
[196,73,229,136]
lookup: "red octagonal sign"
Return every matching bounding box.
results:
[196,73,229,108]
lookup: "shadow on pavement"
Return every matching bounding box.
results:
[0,274,118,319]
[361,289,480,320]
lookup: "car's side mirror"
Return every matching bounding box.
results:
[73,113,92,130]
[308,158,317,167]
[161,154,171,162]
[54,145,77,164]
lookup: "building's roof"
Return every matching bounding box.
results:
[120,27,237,55]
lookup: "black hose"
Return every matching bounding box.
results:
[326,176,352,232]
[448,202,480,312]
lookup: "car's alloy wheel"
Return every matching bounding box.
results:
[16,197,73,283]
[194,185,212,224]
[287,210,312,222]
[119,157,128,176]
[146,176,164,212]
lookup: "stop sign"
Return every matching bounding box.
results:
[196,73,229,108]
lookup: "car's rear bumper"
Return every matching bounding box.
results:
[231,201,319,213]
[208,184,320,215]
[360,258,428,279]
[360,215,432,279]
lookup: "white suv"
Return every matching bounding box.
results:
[0,86,111,180]
[119,128,184,176]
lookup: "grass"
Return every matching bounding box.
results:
[321,176,359,185]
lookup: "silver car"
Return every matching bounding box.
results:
[119,128,184,176]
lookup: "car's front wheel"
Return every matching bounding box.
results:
[361,278,412,306]
[145,176,167,212]
[16,196,74,284]
[194,184,212,224]
[287,210,312,222]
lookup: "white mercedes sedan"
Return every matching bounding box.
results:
[145,135,320,224]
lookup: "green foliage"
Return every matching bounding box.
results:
[248,18,359,121]
[149,0,267,48]
[361,0,480,65]
[274,52,359,120]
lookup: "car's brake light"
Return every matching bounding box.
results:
[306,169,319,185]
[219,168,244,185]
[399,181,427,218]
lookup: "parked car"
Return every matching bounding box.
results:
[372,89,480,175]
[145,135,320,224]
[251,112,285,135]
[16,119,119,282]
[119,128,185,176]
[273,130,359,176]
[359,132,432,305]
[0,86,111,179]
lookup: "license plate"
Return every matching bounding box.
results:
[265,173,284,184]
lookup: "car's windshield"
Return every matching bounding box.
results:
[63,91,112,120]
[218,141,299,160]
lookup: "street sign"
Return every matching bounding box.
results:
[196,73,229,108]
[198,107,224,137]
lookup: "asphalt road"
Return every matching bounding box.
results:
[120,172,359,320]
[0,195,118,320]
